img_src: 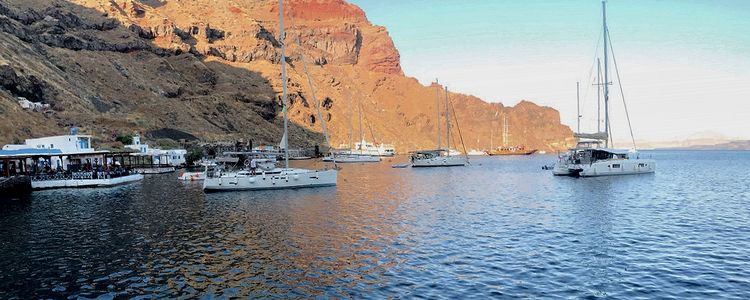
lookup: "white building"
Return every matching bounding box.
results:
[3,133,94,154]
[0,128,104,171]
[125,135,186,167]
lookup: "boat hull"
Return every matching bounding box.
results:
[135,167,176,174]
[554,159,656,177]
[487,149,538,156]
[323,154,380,163]
[411,156,468,167]
[179,171,206,181]
[203,169,338,191]
[579,159,656,177]
[31,174,144,190]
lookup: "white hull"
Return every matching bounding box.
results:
[554,159,656,177]
[333,148,394,157]
[335,141,396,156]
[552,164,573,176]
[203,168,337,191]
[135,167,175,174]
[179,171,205,181]
[357,149,395,156]
[323,154,380,163]
[411,156,468,167]
[289,156,312,160]
[31,174,144,190]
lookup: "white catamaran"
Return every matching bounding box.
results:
[553,1,655,177]
[411,83,468,167]
[203,0,337,191]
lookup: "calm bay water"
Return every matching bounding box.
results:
[1,151,749,299]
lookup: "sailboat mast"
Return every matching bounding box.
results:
[347,89,353,151]
[503,115,509,147]
[597,58,602,133]
[602,0,610,147]
[358,97,364,154]
[279,0,289,168]
[445,86,450,155]
[436,79,441,150]
[576,82,581,133]
[490,115,493,150]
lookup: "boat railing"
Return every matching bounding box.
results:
[29,170,134,181]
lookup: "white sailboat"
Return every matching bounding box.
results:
[323,88,380,163]
[553,1,655,177]
[411,83,468,167]
[203,0,337,191]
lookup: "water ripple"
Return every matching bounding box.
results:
[1,151,749,298]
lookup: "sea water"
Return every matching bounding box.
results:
[1,151,749,298]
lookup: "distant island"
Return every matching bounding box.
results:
[660,140,750,151]
[618,132,750,151]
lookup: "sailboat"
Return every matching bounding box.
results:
[411,83,468,167]
[202,0,337,191]
[486,114,537,156]
[323,88,380,163]
[553,1,655,177]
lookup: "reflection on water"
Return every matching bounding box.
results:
[1,151,749,298]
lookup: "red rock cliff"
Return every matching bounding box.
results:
[0,0,573,151]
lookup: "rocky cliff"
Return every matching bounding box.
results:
[0,0,573,152]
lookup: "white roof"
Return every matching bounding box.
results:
[28,135,93,140]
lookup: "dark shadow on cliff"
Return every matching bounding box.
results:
[0,0,326,147]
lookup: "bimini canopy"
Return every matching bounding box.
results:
[595,148,630,155]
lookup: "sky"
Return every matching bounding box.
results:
[349,0,750,142]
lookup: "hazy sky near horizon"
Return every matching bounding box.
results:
[349,0,750,142]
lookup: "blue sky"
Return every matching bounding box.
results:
[349,0,750,141]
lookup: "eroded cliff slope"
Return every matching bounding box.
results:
[0,0,573,151]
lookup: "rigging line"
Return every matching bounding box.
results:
[289,4,340,165]
[348,76,383,156]
[360,100,380,155]
[366,121,381,156]
[296,38,336,166]
[583,31,601,98]
[580,27,604,130]
[606,30,637,150]
[344,86,353,150]
[448,95,469,160]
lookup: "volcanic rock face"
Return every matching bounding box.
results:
[0,0,572,151]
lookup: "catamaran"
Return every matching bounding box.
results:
[411,83,468,167]
[553,1,655,177]
[203,0,337,191]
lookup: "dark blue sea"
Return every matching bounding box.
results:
[1,150,749,299]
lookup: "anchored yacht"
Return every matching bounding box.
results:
[553,141,655,177]
[553,1,655,177]
[203,0,337,191]
[411,149,467,167]
[410,83,468,167]
[323,89,382,163]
